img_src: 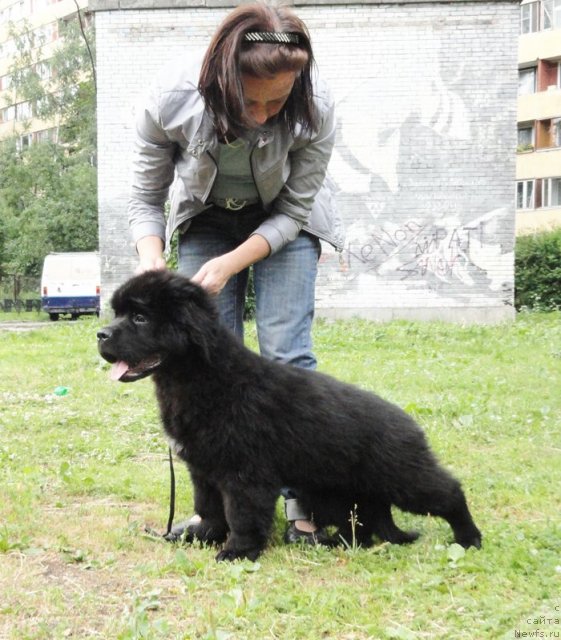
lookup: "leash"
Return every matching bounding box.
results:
[164,446,176,537]
[144,446,176,540]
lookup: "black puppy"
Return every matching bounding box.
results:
[98,270,482,561]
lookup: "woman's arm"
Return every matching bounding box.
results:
[129,87,177,264]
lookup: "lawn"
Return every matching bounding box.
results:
[0,313,560,639]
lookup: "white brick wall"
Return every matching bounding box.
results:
[94,1,519,323]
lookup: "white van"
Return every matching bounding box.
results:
[40,252,101,321]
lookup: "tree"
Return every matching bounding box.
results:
[0,10,97,277]
[0,138,98,274]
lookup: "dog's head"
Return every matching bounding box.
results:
[97,270,218,382]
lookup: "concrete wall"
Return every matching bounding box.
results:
[91,0,519,323]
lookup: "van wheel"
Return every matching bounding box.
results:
[49,313,59,321]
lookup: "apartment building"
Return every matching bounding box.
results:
[517,0,561,233]
[0,0,88,149]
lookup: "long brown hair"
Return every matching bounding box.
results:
[199,3,318,138]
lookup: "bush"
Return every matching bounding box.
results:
[515,228,561,310]
[243,268,256,320]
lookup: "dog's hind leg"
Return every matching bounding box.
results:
[316,496,418,548]
[365,500,420,545]
[394,472,482,549]
[427,485,482,550]
[215,484,279,562]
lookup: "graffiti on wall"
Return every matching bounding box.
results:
[344,220,477,282]
[334,207,512,293]
[317,26,514,306]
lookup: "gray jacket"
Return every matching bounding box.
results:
[128,53,344,255]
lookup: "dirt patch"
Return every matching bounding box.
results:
[0,498,179,639]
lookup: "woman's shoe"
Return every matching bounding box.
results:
[284,522,336,546]
[163,514,201,542]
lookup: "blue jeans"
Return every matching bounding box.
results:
[178,205,321,369]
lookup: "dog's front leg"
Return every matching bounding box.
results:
[186,468,229,545]
[215,484,278,562]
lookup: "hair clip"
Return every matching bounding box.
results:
[243,32,300,44]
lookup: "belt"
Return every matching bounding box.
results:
[211,197,259,211]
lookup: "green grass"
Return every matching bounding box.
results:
[0,313,560,639]
[0,310,49,322]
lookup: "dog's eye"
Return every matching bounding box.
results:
[133,313,148,325]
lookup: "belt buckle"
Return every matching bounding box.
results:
[224,198,247,211]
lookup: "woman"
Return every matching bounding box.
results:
[129,2,343,545]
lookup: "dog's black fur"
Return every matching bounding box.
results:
[98,270,482,562]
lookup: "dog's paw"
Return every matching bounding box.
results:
[390,529,421,545]
[215,547,261,562]
[455,530,482,549]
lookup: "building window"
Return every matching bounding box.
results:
[16,133,33,152]
[15,101,32,121]
[0,38,18,57]
[34,127,58,143]
[31,0,61,10]
[536,119,561,149]
[0,74,11,91]
[519,68,537,95]
[521,2,540,32]
[521,0,561,31]
[518,125,535,152]
[542,0,561,28]
[0,0,31,25]
[517,181,535,209]
[36,21,59,43]
[543,178,561,207]
[539,59,561,91]
[33,96,49,118]
[0,105,16,123]
[35,61,51,81]
[554,119,561,147]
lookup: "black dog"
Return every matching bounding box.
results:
[97,270,482,562]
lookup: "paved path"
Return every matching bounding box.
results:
[0,321,52,332]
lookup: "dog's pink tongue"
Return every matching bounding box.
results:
[109,361,129,381]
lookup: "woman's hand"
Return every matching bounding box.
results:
[192,234,271,296]
[191,255,237,295]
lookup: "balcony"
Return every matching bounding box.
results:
[519,28,561,63]
[518,87,561,121]
[516,146,561,180]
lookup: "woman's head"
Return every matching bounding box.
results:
[199,3,317,137]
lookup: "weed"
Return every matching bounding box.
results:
[118,590,169,640]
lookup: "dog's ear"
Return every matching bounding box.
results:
[117,271,220,363]
[170,277,219,363]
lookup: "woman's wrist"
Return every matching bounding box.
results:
[227,234,270,274]
[136,236,166,272]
